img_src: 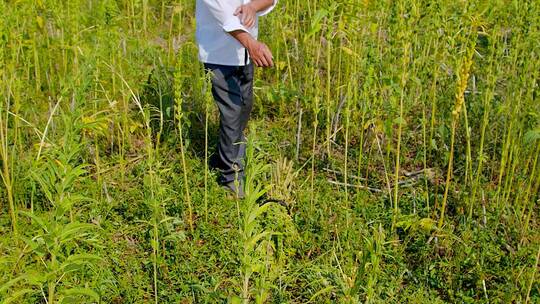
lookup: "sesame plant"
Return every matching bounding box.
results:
[0,0,539,303]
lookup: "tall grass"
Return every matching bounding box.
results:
[0,0,539,302]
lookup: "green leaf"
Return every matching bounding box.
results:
[59,253,102,273]
[418,218,436,232]
[307,285,334,303]
[0,275,29,293]
[159,216,175,224]
[245,231,274,251]
[393,116,407,126]
[62,164,88,190]
[30,169,54,203]
[229,295,243,304]
[25,270,47,285]
[247,200,272,225]
[19,236,40,251]
[1,288,36,304]
[18,211,49,233]
[60,287,100,303]
[65,253,102,264]
[395,219,413,231]
[524,128,540,143]
[59,222,96,244]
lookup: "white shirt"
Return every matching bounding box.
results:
[196,0,277,66]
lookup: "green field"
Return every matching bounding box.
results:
[1,0,539,303]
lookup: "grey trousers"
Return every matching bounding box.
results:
[204,62,254,184]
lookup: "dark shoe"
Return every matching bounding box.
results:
[222,179,245,199]
[209,153,223,171]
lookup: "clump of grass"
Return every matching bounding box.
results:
[1,112,101,303]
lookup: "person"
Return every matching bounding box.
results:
[196,0,278,198]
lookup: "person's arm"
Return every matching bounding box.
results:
[199,0,274,67]
[231,0,277,67]
[199,0,249,33]
[229,30,274,67]
[234,0,276,28]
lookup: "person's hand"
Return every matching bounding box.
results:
[229,30,274,68]
[246,40,274,67]
[234,3,257,28]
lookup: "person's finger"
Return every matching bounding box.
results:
[234,6,241,16]
[264,52,273,67]
[259,54,269,67]
[246,16,254,28]
[262,47,273,67]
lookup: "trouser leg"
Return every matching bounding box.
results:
[204,63,254,184]
[237,64,254,166]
